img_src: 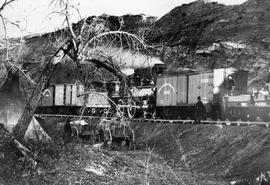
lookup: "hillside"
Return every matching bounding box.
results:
[147,0,270,88]
[2,0,270,123]
[2,2,270,184]
[3,0,270,89]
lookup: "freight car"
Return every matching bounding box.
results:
[36,67,270,122]
[35,64,163,117]
[155,68,250,120]
[224,92,270,121]
[35,83,111,116]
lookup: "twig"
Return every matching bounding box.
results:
[0,0,16,13]
[144,146,155,185]
[6,60,37,84]
[52,173,65,185]
[170,129,199,185]
[0,14,9,59]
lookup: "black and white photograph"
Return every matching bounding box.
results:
[1,0,270,184]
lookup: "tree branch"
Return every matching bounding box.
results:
[0,14,8,59]
[0,0,16,13]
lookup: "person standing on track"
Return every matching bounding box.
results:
[194,96,205,124]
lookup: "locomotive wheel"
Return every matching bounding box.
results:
[256,116,262,122]
[143,110,147,119]
[118,99,125,116]
[152,111,156,119]
[127,99,136,118]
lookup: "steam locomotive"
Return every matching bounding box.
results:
[36,67,270,122]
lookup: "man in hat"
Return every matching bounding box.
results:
[225,75,235,96]
[194,96,205,124]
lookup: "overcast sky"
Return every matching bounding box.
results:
[1,0,247,38]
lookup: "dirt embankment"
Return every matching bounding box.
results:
[133,122,270,183]
[2,117,270,185]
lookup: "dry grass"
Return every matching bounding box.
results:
[0,132,212,185]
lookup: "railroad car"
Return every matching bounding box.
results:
[224,92,270,121]
[155,68,249,120]
[36,67,270,122]
[36,83,111,116]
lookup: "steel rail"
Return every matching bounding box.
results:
[34,114,270,127]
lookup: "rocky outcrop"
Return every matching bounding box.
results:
[146,0,270,89]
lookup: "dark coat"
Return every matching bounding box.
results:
[195,100,204,114]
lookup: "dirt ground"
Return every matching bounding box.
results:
[1,118,270,184]
[133,122,270,184]
[0,142,226,185]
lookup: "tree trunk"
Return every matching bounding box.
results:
[12,40,73,142]
[12,62,59,141]
[12,92,42,141]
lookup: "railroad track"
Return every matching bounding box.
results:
[34,114,101,120]
[34,114,270,128]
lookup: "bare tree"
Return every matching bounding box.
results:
[0,0,34,86]
[12,0,152,141]
[0,0,42,163]
[0,0,16,88]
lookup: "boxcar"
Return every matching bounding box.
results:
[36,83,110,116]
[156,68,249,119]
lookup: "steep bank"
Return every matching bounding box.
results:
[0,119,226,185]
[36,117,270,182]
[1,117,270,184]
[132,122,270,183]
[39,117,270,182]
